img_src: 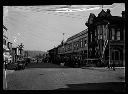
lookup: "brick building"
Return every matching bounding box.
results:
[85,9,125,66]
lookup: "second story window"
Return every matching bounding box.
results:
[116,29,120,40]
[111,28,115,40]
[111,28,120,40]
[84,38,87,47]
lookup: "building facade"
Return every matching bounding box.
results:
[12,47,21,63]
[48,29,88,67]
[63,29,88,61]
[86,9,125,67]
[48,9,125,67]
[48,47,58,63]
[3,25,10,63]
[3,25,14,64]
[7,42,13,63]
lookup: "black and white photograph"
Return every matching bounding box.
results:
[3,4,125,92]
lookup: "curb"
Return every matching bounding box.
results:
[81,67,125,70]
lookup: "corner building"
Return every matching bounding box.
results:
[86,9,125,67]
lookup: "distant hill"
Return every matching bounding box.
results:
[24,50,48,58]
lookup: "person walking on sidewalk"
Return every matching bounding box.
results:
[107,61,115,71]
[112,61,115,71]
[107,61,110,69]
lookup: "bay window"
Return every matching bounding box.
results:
[111,28,115,40]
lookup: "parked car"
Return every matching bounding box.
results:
[14,60,26,70]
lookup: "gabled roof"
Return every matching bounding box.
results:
[98,9,107,18]
[98,9,112,18]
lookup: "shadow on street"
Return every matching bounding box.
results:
[55,82,125,92]
[26,62,70,69]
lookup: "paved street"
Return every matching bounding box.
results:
[3,63,125,92]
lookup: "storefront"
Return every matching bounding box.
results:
[86,9,125,67]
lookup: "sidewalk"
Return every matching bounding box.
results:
[81,67,125,70]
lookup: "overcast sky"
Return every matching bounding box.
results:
[3,4,125,52]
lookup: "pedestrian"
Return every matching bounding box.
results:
[110,62,113,69]
[112,62,115,71]
[107,61,110,69]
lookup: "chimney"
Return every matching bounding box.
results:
[122,11,125,18]
[106,9,112,17]
[106,9,111,14]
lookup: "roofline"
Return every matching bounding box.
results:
[67,29,88,41]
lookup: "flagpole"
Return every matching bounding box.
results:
[63,33,65,41]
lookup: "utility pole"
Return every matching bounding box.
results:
[108,22,111,67]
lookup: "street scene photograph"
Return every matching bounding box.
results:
[3,4,125,92]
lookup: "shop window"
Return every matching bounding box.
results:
[115,51,120,60]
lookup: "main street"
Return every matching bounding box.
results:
[3,62,125,92]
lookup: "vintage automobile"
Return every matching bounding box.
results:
[14,60,26,70]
